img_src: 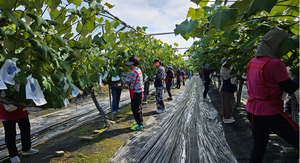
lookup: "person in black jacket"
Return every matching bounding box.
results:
[153,59,165,114]
[202,64,213,101]
[165,65,174,100]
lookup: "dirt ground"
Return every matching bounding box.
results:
[2,77,299,163]
[2,82,181,163]
[208,83,299,163]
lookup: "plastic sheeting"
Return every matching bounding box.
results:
[109,76,238,163]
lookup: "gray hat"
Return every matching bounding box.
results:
[125,61,134,66]
[221,57,228,67]
[167,65,173,69]
[256,26,288,59]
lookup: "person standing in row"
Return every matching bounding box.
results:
[220,57,238,124]
[165,65,174,100]
[110,82,122,114]
[153,59,165,114]
[246,27,299,163]
[202,64,213,101]
[176,69,181,89]
[142,74,150,104]
[0,105,39,163]
[189,70,192,80]
[122,56,144,130]
[182,70,185,85]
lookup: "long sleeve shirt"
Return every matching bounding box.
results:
[202,68,213,82]
[166,69,174,83]
[220,67,237,81]
[155,66,165,87]
[121,67,143,93]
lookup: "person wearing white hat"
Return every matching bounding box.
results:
[220,57,238,124]
[165,65,174,100]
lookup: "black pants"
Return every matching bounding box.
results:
[203,79,211,98]
[182,78,185,85]
[143,81,149,102]
[177,80,181,88]
[2,116,31,157]
[131,93,143,126]
[247,112,299,163]
[166,82,172,98]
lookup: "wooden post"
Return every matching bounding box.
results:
[91,88,110,127]
[236,79,244,107]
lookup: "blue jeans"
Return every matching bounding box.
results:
[111,88,122,112]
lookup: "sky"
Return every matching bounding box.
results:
[102,0,199,55]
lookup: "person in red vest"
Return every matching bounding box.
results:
[122,56,144,131]
[246,27,299,163]
[0,105,39,163]
[165,65,174,100]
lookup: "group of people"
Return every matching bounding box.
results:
[1,27,298,163]
[118,57,187,131]
[201,27,299,163]
[175,67,187,89]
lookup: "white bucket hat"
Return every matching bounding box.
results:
[221,57,228,67]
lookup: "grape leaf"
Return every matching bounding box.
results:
[279,35,299,56]
[18,19,34,36]
[174,19,199,40]
[59,60,72,72]
[14,71,27,85]
[1,8,20,27]
[45,0,61,10]
[187,8,204,20]
[208,8,238,30]
[104,2,115,9]
[51,72,64,83]
[243,0,278,19]
[251,24,271,36]
[27,13,49,28]
[28,39,51,59]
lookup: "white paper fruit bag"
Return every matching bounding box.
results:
[71,83,80,97]
[0,58,20,85]
[26,74,47,106]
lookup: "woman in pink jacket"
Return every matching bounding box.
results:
[246,27,299,163]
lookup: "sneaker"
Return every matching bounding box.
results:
[112,111,117,114]
[133,122,144,126]
[203,98,208,101]
[223,118,235,124]
[10,156,20,163]
[117,110,121,113]
[22,148,39,156]
[156,110,164,114]
[131,125,143,131]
